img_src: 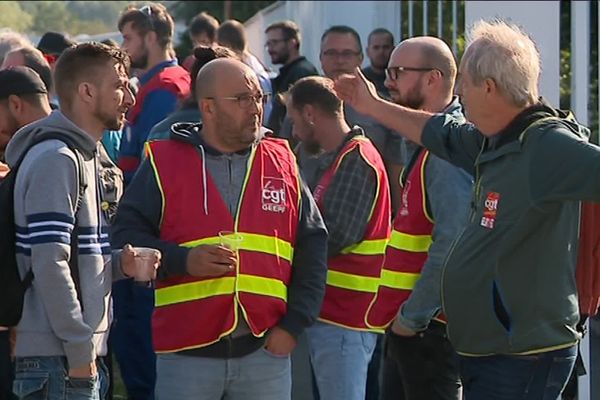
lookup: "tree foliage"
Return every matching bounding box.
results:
[0,1,137,36]
[169,1,276,25]
[0,2,34,32]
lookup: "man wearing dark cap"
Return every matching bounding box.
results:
[0,66,51,167]
[36,31,76,66]
[0,65,51,400]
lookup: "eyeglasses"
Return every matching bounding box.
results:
[321,49,361,59]
[139,5,155,31]
[204,93,270,108]
[265,38,289,48]
[385,66,442,81]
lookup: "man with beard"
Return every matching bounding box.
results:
[318,26,405,214]
[264,20,318,135]
[363,36,471,400]
[6,43,158,400]
[362,28,394,99]
[115,4,190,398]
[111,58,328,400]
[287,76,391,400]
[117,2,190,184]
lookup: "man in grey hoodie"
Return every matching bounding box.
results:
[6,43,159,399]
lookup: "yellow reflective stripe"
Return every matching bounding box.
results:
[155,277,235,307]
[379,269,420,290]
[146,143,166,228]
[181,236,220,248]
[340,239,389,255]
[388,230,432,252]
[180,233,293,262]
[237,274,287,301]
[241,233,293,262]
[327,270,379,293]
[155,274,288,307]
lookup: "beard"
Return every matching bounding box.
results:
[95,105,125,131]
[271,50,290,65]
[392,86,425,110]
[130,48,149,70]
[215,112,260,150]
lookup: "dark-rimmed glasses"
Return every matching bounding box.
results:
[265,38,289,48]
[204,93,270,108]
[385,66,442,81]
[321,49,361,59]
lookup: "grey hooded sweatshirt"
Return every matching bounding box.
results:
[6,110,123,369]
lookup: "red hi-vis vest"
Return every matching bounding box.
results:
[314,136,391,331]
[146,138,300,353]
[366,149,434,329]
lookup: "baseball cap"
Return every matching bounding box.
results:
[0,66,48,100]
[37,32,77,56]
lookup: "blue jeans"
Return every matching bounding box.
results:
[306,321,377,400]
[0,330,15,400]
[111,279,155,400]
[12,356,108,400]
[459,345,577,400]
[155,347,291,400]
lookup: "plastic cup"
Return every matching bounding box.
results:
[133,247,158,287]
[218,231,244,251]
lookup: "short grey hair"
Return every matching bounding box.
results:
[0,29,32,65]
[463,20,539,107]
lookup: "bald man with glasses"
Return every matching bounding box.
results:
[370,36,472,400]
[111,58,327,400]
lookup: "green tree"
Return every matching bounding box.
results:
[20,1,72,34]
[0,2,33,32]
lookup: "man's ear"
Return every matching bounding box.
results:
[78,82,96,105]
[199,98,214,117]
[484,77,496,95]
[302,104,315,124]
[144,30,158,48]
[7,94,23,115]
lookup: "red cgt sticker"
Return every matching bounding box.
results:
[480,192,500,229]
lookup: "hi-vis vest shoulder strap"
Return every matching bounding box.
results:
[314,135,392,332]
[366,149,434,329]
[146,138,301,353]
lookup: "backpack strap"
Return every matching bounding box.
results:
[69,148,87,309]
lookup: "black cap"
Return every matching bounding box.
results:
[37,32,77,56]
[0,66,48,100]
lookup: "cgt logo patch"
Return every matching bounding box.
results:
[262,178,287,213]
[480,192,500,229]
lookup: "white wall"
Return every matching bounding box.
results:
[465,1,561,105]
[245,1,402,74]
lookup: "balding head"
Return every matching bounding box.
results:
[392,36,457,92]
[196,57,257,100]
[196,57,263,153]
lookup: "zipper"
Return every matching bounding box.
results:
[469,139,487,223]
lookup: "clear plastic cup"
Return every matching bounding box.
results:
[132,247,159,287]
[218,231,244,251]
